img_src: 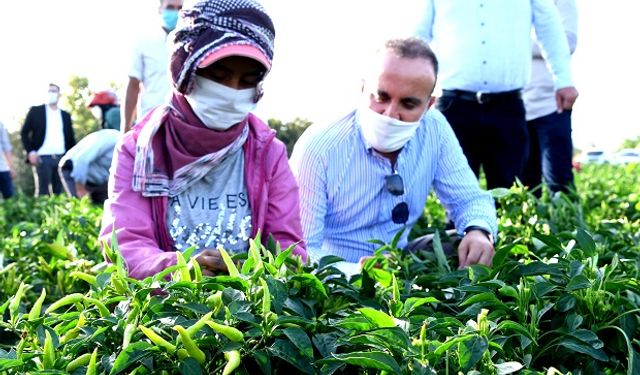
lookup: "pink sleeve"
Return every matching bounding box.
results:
[99,134,177,279]
[263,141,308,262]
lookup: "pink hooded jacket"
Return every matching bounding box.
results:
[100,113,307,279]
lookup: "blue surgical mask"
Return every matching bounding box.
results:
[161,9,179,31]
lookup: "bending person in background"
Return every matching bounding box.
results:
[101,0,306,279]
[121,0,184,132]
[59,129,119,205]
[88,90,121,131]
[0,120,16,199]
[522,0,579,197]
[290,37,496,276]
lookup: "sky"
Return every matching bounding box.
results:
[1,0,638,152]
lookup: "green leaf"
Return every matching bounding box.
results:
[275,244,294,269]
[519,262,565,277]
[459,335,489,371]
[432,231,451,273]
[459,292,507,309]
[266,277,287,314]
[490,187,512,199]
[318,255,346,270]
[0,359,23,372]
[270,338,315,374]
[358,307,396,328]
[318,351,401,373]
[46,243,70,259]
[110,342,156,375]
[495,321,537,344]
[494,361,524,375]
[556,294,577,312]
[312,332,341,358]
[283,327,314,358]
[402,296,439,316]
[575,229,596,256]
[558,338,608,362]
[566,275,592,291]
[252,350,271,375]
[179,358,202,375]
[291,274,328,298]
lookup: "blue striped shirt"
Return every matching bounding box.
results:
[415,0,574,92]
[290,108,497,263]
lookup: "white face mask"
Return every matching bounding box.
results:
[358,106,423,153]
[185,76,257,130]
[47,92,59,105]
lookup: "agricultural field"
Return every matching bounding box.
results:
[0,163,638,374]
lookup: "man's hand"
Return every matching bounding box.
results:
[457,230,494,269]
[195,249,229,276]
[27,151,40,166]
[555,86,579,113]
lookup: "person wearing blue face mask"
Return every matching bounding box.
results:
[121,0,184,133]
[290,37,497,276]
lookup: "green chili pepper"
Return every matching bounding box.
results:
[260,278,271,319]
[139,325,176,352]
[42,330,55,369]
[9,282,27,323]
[186,311,213,337]
[217,247,240,277]
[174,325,205,364]
[86,348,98,375]
[222,350,241,375]
[191,258,203,283]
[70,271,97,286]
[205,320,244,343]
[66,352,92,372]
[176,251,191,282]
[111,273,129,295]
[122,322,137,349]
[28,288,47,321]
[45,293,84,314]
[82,297,110,317]
[206,291,223,314]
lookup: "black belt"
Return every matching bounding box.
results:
[442,89,521,104]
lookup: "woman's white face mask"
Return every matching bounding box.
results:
[358,105,424,153]
[185,76,257,130]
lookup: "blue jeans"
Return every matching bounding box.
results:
[0,171,14,198]
[522,111,574,196]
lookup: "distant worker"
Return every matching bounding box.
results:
[59,129,119,205]
[88,90,121,131]
[0,120,16,199]
[121,0,184,132]
[20,83,76,196]
[522,0,579,196]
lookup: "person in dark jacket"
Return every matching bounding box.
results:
[20,83,76,196]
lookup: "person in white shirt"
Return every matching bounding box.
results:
[522,0,578,196]
[415,0,579,190]
[121,0,184,132]
[20,83,76,196]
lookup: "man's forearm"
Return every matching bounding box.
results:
[122,78,141,133]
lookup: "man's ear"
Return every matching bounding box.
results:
[426,95,436,109]
[253,82,264,103]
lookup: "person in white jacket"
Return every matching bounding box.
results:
[522,0,579,196]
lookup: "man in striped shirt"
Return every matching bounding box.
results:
[290,37,497,274]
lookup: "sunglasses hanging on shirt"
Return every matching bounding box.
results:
[385,173,409,224]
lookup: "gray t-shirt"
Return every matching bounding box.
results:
[167,148,252,255]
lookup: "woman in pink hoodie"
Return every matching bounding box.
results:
[100,0,306,279]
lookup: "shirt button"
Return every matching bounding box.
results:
[481,22,485,26]
[483,61,487,64]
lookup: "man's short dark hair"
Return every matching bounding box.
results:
[384,37,439,76]
[48,83,61,92]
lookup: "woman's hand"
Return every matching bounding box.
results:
[195,249,229,276]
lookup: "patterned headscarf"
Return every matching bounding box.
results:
[170,0,275,94]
